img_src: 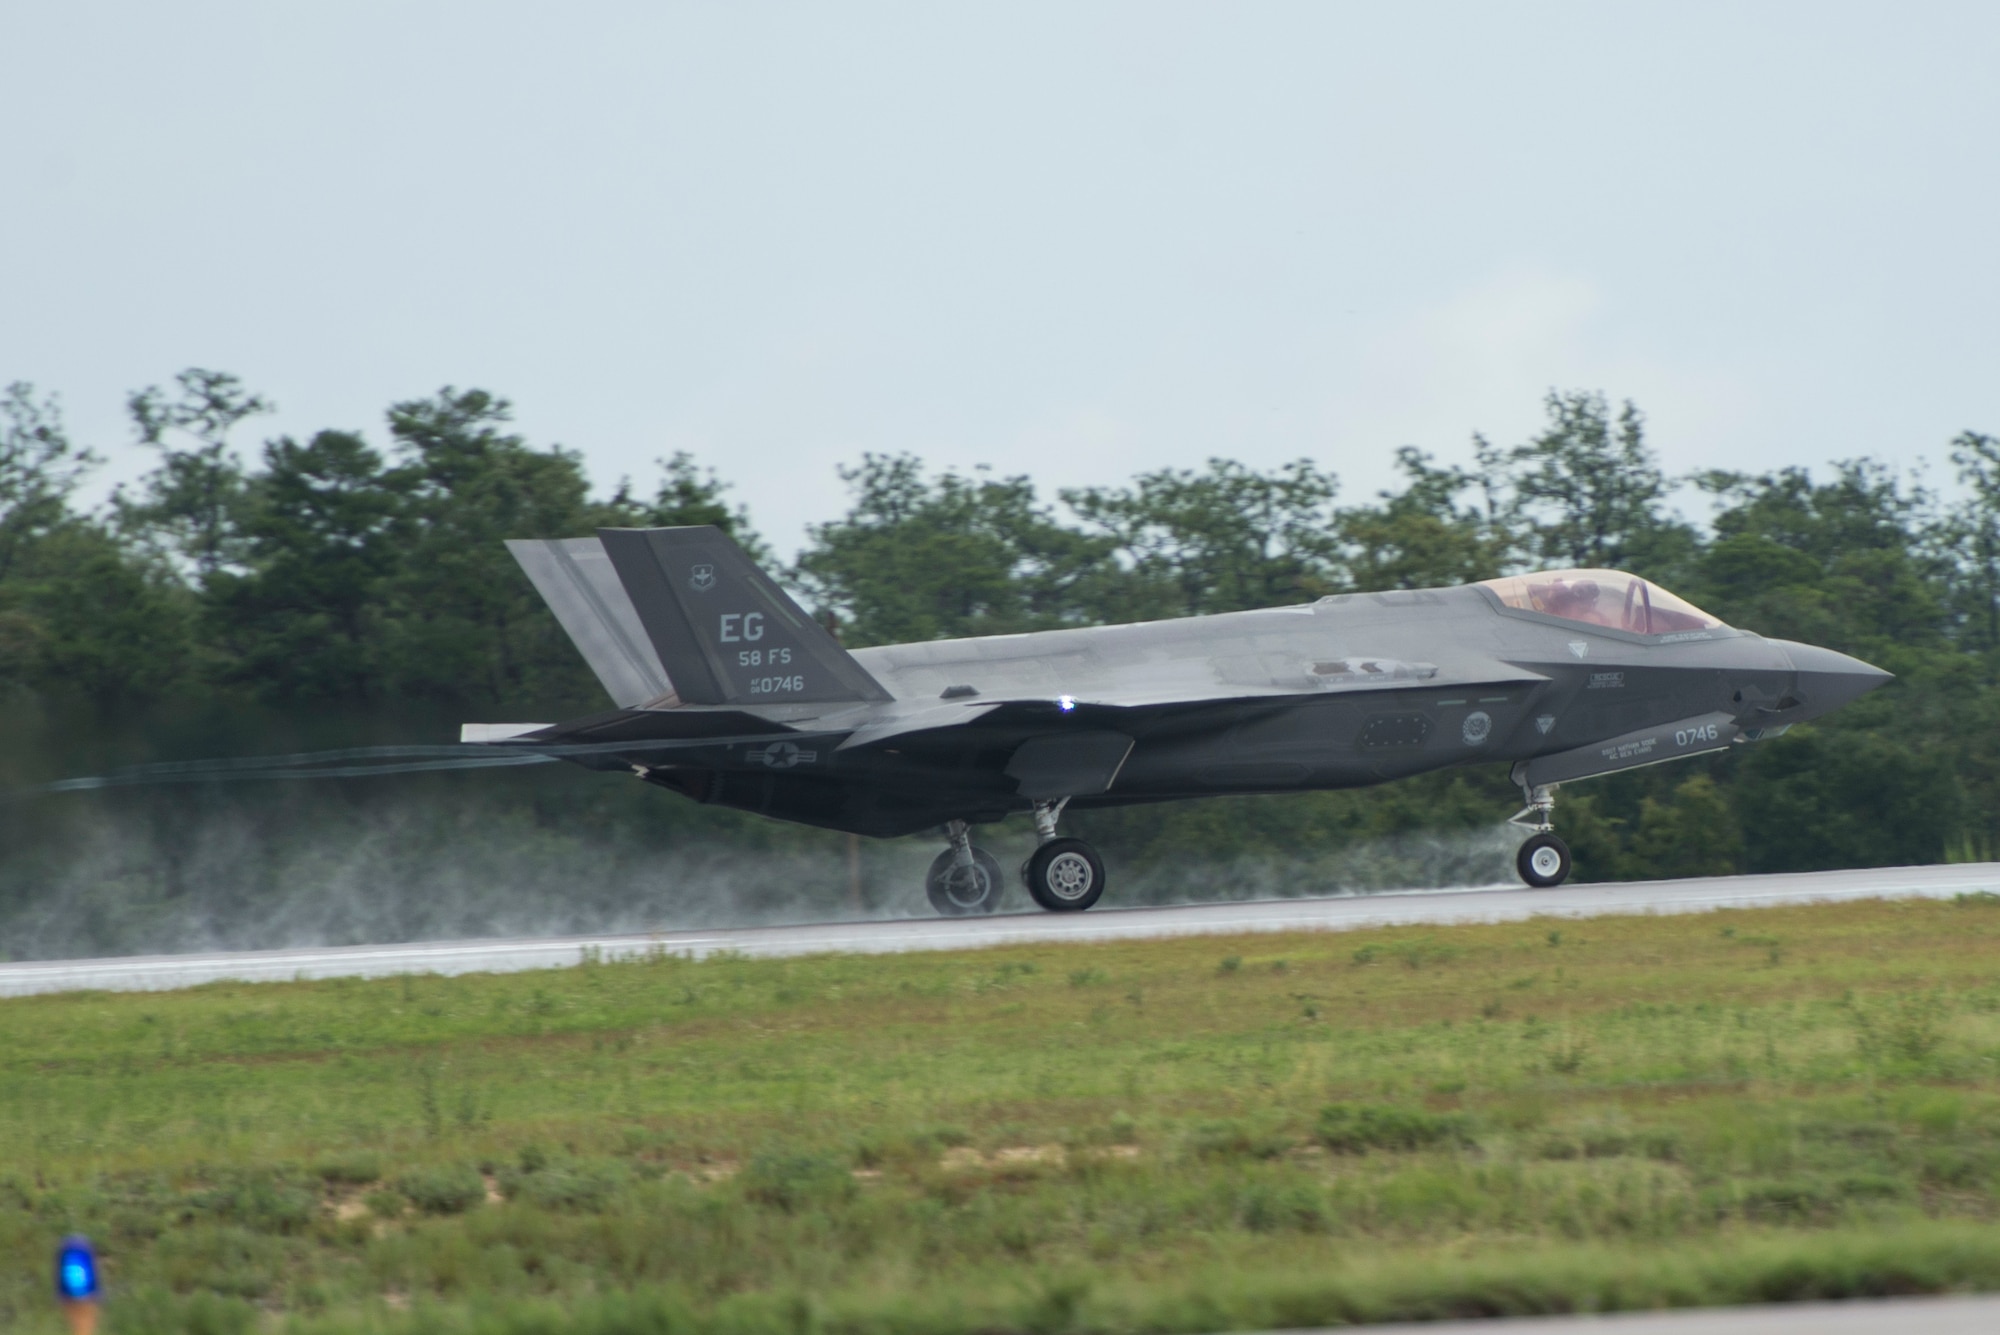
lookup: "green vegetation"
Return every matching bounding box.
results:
[1,376,1997,954]
[7,898,2000,1331]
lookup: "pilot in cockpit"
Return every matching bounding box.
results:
[1541,576,1606,625]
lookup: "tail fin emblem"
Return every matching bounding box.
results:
[596,525,893,705]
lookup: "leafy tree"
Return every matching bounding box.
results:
[1478,391,1694,578]
[609,452,768,561]
[6,365,1997,904]
[375,387,613,707]
[0,384,189,705]
[116,368,272,581]
[1617,774,1743,879]
[204,431,410,703]
[1692,462,1947,654]
[1063,458,1342,617]
[795,454,1112,646]
[1703,460,1931,562]
[0,383,98,582]
[1337,447,1502,591]
[3,522,195,704]
[1945,432,2000,658]
[1733,727,1961,873]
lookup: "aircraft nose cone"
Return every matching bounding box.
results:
[1774,640,1893,716]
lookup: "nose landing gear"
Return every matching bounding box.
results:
[1509,782,1573,888]
[926,819,1004,915]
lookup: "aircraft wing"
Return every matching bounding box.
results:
[833,656,1550,748]
[835,701,1004,749]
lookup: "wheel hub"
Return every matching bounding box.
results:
[1044,851,1095,900]
[943,865,989,907]
[1530,845,1564,878]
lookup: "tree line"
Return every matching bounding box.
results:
[3,369,1997,888]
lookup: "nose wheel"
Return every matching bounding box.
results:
[1508,782,1573,888]
[1517,832,1572,888]
[927,820,1004,915]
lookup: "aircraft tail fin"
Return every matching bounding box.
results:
[507,537,675,708]
[595,526,892,707]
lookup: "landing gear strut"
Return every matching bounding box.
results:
[1508,782,1573,888]
[1022,798,1106,912]
[926,819,1004,916]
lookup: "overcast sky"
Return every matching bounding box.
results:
[5,2,1996,555]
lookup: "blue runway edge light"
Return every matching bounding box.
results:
[56,1236,98,1300]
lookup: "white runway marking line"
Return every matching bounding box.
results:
[3,862,1998,999]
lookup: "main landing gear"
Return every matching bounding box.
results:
[1509,782,1573,888]
[925,800,1109,916]
[1022,798,1105,913]
[927,820,1005,915]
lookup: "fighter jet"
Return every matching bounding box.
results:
[475,525,1890,915]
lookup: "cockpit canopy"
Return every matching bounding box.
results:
[1478,569,1724,635]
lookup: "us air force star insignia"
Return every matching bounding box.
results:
[1535,714,1557,735]
[689,564,716,593]
[748,742,817,769]
[1567,640,1589,659]
[1461,711,1492,746]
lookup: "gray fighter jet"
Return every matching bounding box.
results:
[474,525,1890,914]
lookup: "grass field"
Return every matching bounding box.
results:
[7,896,2000,1333]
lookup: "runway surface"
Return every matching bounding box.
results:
[3,861,1996,999]
[1309,1292,2000,1333]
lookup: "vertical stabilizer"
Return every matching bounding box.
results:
[597,526,892,706]
[507,537,673,707]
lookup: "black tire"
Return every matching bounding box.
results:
[1517,832,1572,888]
[926,847,1005,916]
[1024,838,1106,912]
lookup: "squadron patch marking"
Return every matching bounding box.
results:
[1535,714,1557,735]
[1461,711,1492,746]
[688,563,716,593]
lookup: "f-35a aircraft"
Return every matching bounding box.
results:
[473,525,1890,915]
